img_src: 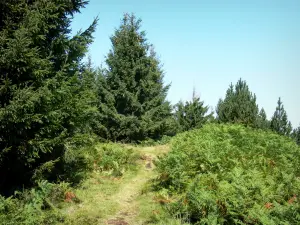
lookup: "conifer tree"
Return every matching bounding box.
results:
[270,98,292,136]
[174,89,212,132]
[292,125,300,145]
[216,78,259,126]
[0,0,97,194]
[103,13,171,142]
[255,108,270,130]
[93,67,118,140]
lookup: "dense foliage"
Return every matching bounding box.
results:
[93,143,139,176]
[0,0,98,194]
[255,108,270,130]
[155,124,300,224]
[100,13,172,142]
[174,90,213,132]
[216,79,259,126]
[0,181,68,225]
[0,143,138,225]
[270,97,292,136]
[292,125,300,145]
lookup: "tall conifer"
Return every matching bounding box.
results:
[104,13,171,141]
[0,0,97,193]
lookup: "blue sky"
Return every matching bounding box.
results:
[71,0,300,127]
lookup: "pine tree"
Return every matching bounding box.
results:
[103,13,171,142]
[255,108,270,130]
[216,78,259,126]
[174,89,212,132]
[291,125,300,145]
[270,98,292,136]
[0,0,97,194]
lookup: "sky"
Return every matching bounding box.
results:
[71,0,300,127]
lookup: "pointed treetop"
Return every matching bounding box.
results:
[270,97,292,136]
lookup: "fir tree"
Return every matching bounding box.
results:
[291,125,300,145]
[255,108,270,130]
[93,67,118,140]
[174,89,213,132]
[0,0,97,194]
[270,97,292,136]
[216,78,259,126]
[103,13,171,142]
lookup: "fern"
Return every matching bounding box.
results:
[155,124,300,224]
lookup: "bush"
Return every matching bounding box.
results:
[93,143,139,176]
[155,124,300,224]
[0,181,70,225]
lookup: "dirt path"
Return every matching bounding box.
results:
[106,146,169,225]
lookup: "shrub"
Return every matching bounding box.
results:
[155,124,300,224]
[93,143,139,176]
[0,181,70,225]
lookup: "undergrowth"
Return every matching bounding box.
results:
[0,181,69,225]
[93,143,140,176]
[0,143,139,225]
[154,124,300,224]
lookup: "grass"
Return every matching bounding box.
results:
[60,172,126,224]
[58,144,186,225]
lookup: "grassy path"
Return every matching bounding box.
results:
[62,145,179,225]
[105,145,169,225]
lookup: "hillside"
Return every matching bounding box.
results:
[155,124,300,224]
[1,124,300,224]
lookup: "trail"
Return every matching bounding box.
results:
[105,145,169,225]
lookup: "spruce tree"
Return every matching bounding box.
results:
[216,78,259,126]
[174,89,212,132]
[0,0,97,194]
[104,13,171,142]
[292,125,300,145]
[255,108,270,130]
[93,67,118,140]
[270,98,292,136]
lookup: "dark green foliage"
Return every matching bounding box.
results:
[155,124,300,224]
[270,97,292,136]
[292,125,300,145]
[93,68,118,140]
[216,79,259,126]
[174,90,213,132]
[0,0,98,194]
[255,108,270,130]
[102,13,172,142]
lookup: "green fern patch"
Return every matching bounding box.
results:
[155,124,300,224]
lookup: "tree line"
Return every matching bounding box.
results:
[0,0,299,195]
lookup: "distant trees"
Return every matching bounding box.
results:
[98,13,172,142]
[292,125,300,145]
[270,98,292,136]
[255,108,270,130]
[215,79,297,137]
[0,0,98,194]
[174,90,213,132]
[216,79,259,126]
